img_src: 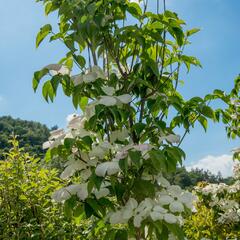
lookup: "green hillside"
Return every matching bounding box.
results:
[0,116,50,159]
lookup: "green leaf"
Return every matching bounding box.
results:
[80,97,88,111]
[86,198,105,218]
[171,27,184,46]
[149,149,167,172]
[32,68,49,91]
[115,229,128,240]
[198,116,208,132]
[42,80,54,102]
[75,55,86,68]
[186,28,200,37]
[129,150,142,168]
[166,223,185,240]
[132,179,155,200]
[119,158,128,174]
[36,24,52,48]
[201,105,215,119]
[127,2,142,18]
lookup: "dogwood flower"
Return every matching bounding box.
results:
[72,66,105,86]
[95,160,121,177]
[52,183,88,202]
[159,134,181,144]
[93,182,111,199]
[42,129,65,149]
[110,129,129,143]
[44,64,70,76]
[102,86,115,96]
[60,160,87,180]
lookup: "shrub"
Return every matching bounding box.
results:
[0,138,82,239]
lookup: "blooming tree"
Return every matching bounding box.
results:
[33,0,239,239]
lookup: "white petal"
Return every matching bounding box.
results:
[42,141,54,150]
[110,129,129,143]
[45,64,69,76]
[178,192,193,204]
[83,72,98,83]
[109,211,124,224]
[67,115,86,129]
[117,94,132,104]
[167,185,183,197]
[152,205,168,214]
[126,198,138,210]
[107,162,121,175]
[133,144,152,152]
[158,195,174,205]
[72,74,83,86]
[89,145,106,159]
[81,168,92,181]
[52,188,71,202]
[122,209,134,220]
[85,104,96,119]
[99,96,117,106]
[150,211,164,221]
[60,161,86,180]
[133,215,142,228]
[157,175,170,188]
[164,213,177,224]
[169,201,184,213]
[95,162,108,177]
[166,134,181,144]
[102,86,115,96]
[91,65,106,79]
[94,188,110,199]
[76,183,88,201]
[49,129,65,140]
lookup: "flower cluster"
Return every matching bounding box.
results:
[194,161,240,227]
[109,177,194,228]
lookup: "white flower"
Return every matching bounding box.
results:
[164,213,177,224]
[52,184,88,202]
[109,211,127,224]
[167,185,183,197]
[60,160,87,180]
[89,141,112,159]
[45,64,70,76]
[99,96,117,106]
[158,195,174,205]
[150,205,167,221]
[156,175,170,188]
[42,140,54,150]
[122,198,138,220]
[133,198,154,227]
[116,94,132,104]
[159,134,181,144]
[49,129,65,140]
[85,103,96,119]
[102,86,115,96]
[72,66,105,86]
[93,186,110,199]
[80,168,92,181]
[169,201,184,213]
[67,114,86,130]
[42,129,65,149]
[110,129,129,143]
[95,161,121,177]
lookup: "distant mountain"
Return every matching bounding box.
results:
[0,116,50,159]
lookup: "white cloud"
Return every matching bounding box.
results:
[186,154,234,177]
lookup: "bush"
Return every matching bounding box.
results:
[0,138,82,239]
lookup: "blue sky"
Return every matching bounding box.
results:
[0,0,239,175]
